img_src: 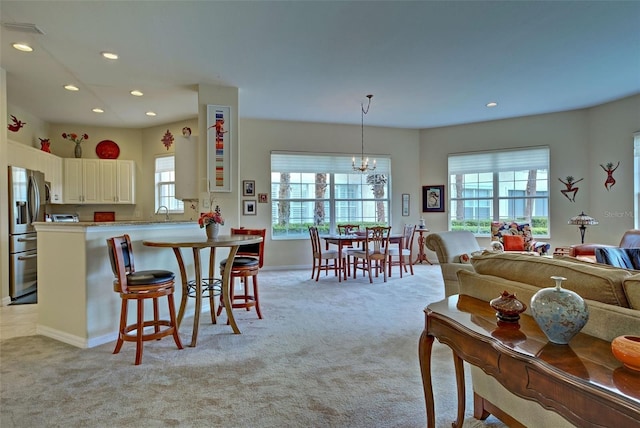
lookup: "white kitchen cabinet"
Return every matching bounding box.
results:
[99,160,136,204]
[175,135,199,200]
[64,158,100,204]
[8,141,64,203]
[64,158,135,204]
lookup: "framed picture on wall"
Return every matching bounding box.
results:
[402,194,410,216]
[243,200,257,215]
[243,180,255,196]
[422,185,445,213]
[258,193,268,203]
[206,105,232,192]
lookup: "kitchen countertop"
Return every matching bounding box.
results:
[34,220,198,227]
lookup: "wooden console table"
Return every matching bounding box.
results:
[418,295,640,428]
[413,227,432,265]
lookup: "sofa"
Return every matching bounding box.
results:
[424,231,482,297]
[570,229,640,262]
[491,221,551,254]
[456,252,640,427]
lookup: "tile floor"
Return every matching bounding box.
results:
[0,303,38,340]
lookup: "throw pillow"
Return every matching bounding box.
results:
[503,235,525,251]
[595,247,634,269]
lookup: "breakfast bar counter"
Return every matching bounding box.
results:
[34,221,210,348]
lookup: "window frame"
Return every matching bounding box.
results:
[448,146,550,237]
[270,152,391,240]
[154,154,184,214]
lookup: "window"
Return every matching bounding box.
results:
[154,155,184,213]
[634,132,640,229]
[448,146,549,236]
[270,152,391,239]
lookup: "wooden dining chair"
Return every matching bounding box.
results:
[106,234,183,365]
[337,224,361,276]
[217,228,266,320]
[351,226,392,283]
[308,226,341,281]
[387,224,416,277]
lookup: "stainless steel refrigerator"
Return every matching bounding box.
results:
[8,166,46,300]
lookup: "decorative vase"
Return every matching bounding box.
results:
[530,276,589,345]
[611,335,640,372]
[205,223,219,239]
[490,290,527,324]
[74,143,82,158]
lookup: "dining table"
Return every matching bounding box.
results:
[321,233,404,281]
[143,234,263,347]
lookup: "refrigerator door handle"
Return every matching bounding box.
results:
[27,174,41,224]
[18,254,38,261]
[17,236,38,242]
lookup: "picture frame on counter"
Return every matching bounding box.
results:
[206,105,232,192]
[243,200,257,215]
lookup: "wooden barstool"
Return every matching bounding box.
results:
[216,228,266,320]
[107,234,183,365]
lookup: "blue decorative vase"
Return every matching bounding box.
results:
[530,276,589,345]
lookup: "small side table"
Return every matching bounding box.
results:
[414,227,433,265]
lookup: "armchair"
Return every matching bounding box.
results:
[425,231,482,297]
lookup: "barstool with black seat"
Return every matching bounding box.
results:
[216,228,266,320]
[107,234,183,365]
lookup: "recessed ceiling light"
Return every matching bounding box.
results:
[145,111,157,117]
[101,51,118,60]
[486,102,498,108]
[64,84,79,91]
[130,90,143,97]
[12,43,33,52]
[92,108,104,113]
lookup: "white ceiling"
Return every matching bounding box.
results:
[1,1,639,130]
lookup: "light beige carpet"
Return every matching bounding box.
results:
[1,265,505,427]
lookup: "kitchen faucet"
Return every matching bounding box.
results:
[156,205,169,221]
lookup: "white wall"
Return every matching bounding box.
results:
[419,94,640,250]
[239,119,421,268]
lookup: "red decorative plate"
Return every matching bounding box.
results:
[96,140,120,159]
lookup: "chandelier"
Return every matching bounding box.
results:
[352,94,376,173]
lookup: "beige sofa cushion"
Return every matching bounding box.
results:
[471,252,632,307]
[623,274,640,310]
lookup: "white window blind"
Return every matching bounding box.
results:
[155,155,175,173]
[448,146,549,174]
[271,151,391,175]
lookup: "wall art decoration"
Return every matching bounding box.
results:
[402,193,410,216]
[600,161,619,191]
[243,180,255,196]
[422,185,444,213]
[558,176,583,202]
[39,138,51,153]
[162,129,174,150]
[182,127,191,137]
[243,200,256,215]
[207,105,232,192]
[7,115,26,132]
[258,193,268,203]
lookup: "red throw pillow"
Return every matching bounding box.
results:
[503,235,525,251]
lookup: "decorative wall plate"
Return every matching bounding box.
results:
[96,140,120,159]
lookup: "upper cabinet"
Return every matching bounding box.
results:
[175,135,199,200]
[63,159,135,204]
[98,160,136,204]
[7,141,64,204]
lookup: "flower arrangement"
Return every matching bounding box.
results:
[62,132,89,145]
[198,205,224,228]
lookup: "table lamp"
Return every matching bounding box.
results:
[568,211,598,244]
